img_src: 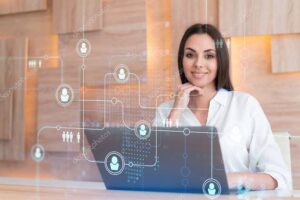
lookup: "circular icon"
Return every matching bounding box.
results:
[183,128,190,136]
[134,120,151,140]
[43,54,49,60]
[104,151,125,175]
[206,127,218,139]
[76,39,91,57]
[202,178,222,199]
[55,84,74,107]
[128,162,134,167]
[113,64,130,83]
[31,144,45,162]
[111,97,118,104]
[170,92,175,99]
[182,153,188,159]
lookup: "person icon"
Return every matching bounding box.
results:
[118,68,126,80]
[110,156,120,171]
[70,132,73,143]
[77,132,80,143]
[66,131,70,143]
[62,131,66,142]
[60,88,70,103]
[35,147,42,159]
[207,182,216,195]
[139,124,147,136]
[80,42,88,54]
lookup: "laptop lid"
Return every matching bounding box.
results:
[84,126,229,195]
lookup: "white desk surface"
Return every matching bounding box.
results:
[0,178,299,200]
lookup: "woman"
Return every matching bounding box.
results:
[154,24,291,190]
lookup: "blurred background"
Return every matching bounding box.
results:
[0,0,300,189]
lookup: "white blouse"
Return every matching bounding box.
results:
[153,88,291,190]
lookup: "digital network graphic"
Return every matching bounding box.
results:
[28,35,225,197]
[23,3,256,199]
[32,50,223,198]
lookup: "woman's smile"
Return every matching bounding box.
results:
[191,71,209,79]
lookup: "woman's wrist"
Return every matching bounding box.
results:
[227,172,278,191]
[166,109,182,127]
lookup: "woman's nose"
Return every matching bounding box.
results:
[194,57,204,68]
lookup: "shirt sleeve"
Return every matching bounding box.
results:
[248,96,292,190]
[152,102,170,126]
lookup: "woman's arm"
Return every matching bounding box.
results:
[227,172,278,190]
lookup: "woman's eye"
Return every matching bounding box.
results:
[185,53,193,58]
[205,54,215,59]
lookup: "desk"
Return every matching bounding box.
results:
[0,180,299,200]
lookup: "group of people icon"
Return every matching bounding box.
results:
[62,131,80,143]
[215,39,223,48]
[163,119,179,127]
[28,59,42,69]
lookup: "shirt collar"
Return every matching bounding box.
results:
[211,88,229,106]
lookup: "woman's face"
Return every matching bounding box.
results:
[182,34,217,89]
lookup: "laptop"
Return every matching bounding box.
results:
[85,126,230,195]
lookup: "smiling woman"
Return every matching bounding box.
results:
[153,24,292,191]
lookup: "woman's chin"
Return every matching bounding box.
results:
[188,81,206,88]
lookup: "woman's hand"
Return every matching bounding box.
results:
[227,172,278,191]
[167,83,203,124]
[227,172,244,189]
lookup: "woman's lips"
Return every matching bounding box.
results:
[191,72,208,78]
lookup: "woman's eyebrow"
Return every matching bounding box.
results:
[204,49,216,53]
[184,47,196,52]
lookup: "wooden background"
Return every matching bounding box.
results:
[0,0,299,189]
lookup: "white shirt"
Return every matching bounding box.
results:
[153,88,292,190]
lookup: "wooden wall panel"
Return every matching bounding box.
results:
[53,0,103,34]
[0,96,13,140]
[60,30,146,87]
[0,56,14,140]
[0,0,47,15]
[0,0,54,38]
[28,35,59,69]
[271,34,300,73]
[0,38,27,160]
[82,0,171,128]
[219,0,300,37]
[146,0,174,104]
[59,0,147,87]
[103,0,146,33]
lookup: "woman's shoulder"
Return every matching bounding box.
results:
[222,89,261,109]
